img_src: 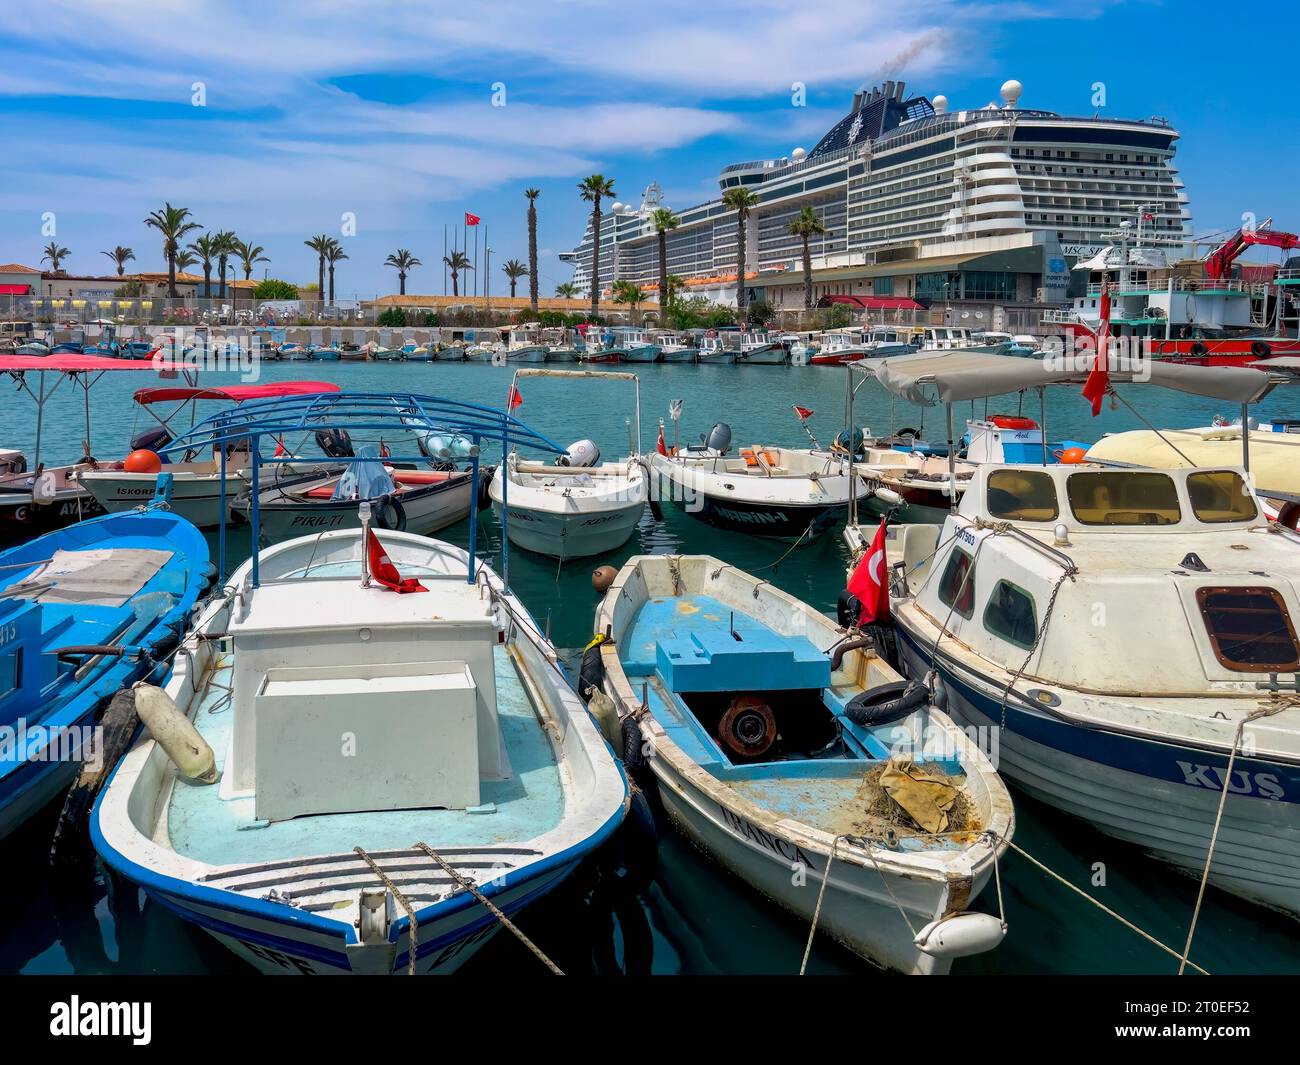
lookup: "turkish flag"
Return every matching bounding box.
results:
[366,527,428,593]
[1081,288,1110,416]
[273,434,286,457]
[508,384,522,410]
[465,212,481,226]
[846,518,890,625]
[793,405,814,420]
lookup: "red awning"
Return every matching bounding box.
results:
[820,295,925,311]
[134,380,342,405]
[0,354,195,372]
[0,284,30,295]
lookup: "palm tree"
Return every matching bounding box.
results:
[212,230,238,301]
[384,249,421,296]
[443,251,472,298]
[525,188,540,314]
[174,250,199,274]
[324,239,348,303]
[651,208,679,310]
[189,233,219,298]
[555,282,580,299]
[234,238,268,306]
[41,242,70,273]
[612,280,646,317]
[721,187,760,318]
[578,174,615,317]
[501,259,528,299]
[102,245,135,276]
[787,205,829,312]
[144,203,201,298]
[304,234,332,307]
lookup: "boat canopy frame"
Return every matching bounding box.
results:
[159,390,565,589]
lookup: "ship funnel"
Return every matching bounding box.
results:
[894,80,906,100]
[883,80,895,100]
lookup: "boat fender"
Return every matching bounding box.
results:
[631,457,662,520]
[836,588,863,629]
[914,911,1007,959]
[372,494,406,531]
[32,470,57,505]
[1276,501,1300,530]
[717,695,776,759]
[1252,340,1271,359]
[844,680,928,727]
[622,714,648,770]
[592,565,618,593]
[475,467,498,511]
[577,635,607,704]
[873,486,902,506]
[133,682,218,783]
[587,686,622,748]
[1190,341,1209,358]
[50,686,141,869]
[894,427,921,440]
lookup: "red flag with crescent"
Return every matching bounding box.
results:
[846,518,890,625]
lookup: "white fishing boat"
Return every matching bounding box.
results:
[592,554,1013,973]
[734,330,786,365]
[651,421,866,541]
[655,332,698,363]
[488,369,650,560]
[92,398,629,975]
[869,351,1300,916]
[77,381,341,528]
[695,333,737,364]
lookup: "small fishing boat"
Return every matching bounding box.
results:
[93,399,628,975]
[651,421,866,541]
[734,330,787,365]
[83,321,122,358]
[309,345,342,361]
[696,333,737,364]
[541,327,580,362]
[0,354,197,539]
[577,326,623,363]
[0,494,209,840]
[77,380,341,528]
[488,369,650,559]
[655,332,697,363]
[0,321,38,354]
[810,329,870,365]
[433,343,466,361]
[592,554,1013,973]
[501,325,550,364]
[612,328,660,363]
[279,342,310,361]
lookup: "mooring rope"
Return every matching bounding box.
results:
[412,841,564,975]
[799,834,844,975]
[353,845,419,975]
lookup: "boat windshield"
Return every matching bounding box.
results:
[986,469,1059,522]
[1066,471,1181,526]
[1187,470,1257,523]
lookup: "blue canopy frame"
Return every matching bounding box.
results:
[159,391,565,589]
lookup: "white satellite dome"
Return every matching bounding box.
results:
[1000,79,1023,108]
[932,94,948,114]
[611,202,625,214]
[791,146,807,161]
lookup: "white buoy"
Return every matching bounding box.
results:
[873,486,902,506]
[914,911,1007,958]
[133,682,218,783]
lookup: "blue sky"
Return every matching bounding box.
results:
[0,1,1291,298]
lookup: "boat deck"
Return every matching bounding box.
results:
[166,645,565,868]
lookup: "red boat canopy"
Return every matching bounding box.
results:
[0,354,195,372]
[134,380,342,405]
[819,295,925,311]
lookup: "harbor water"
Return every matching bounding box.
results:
[3,359,1298,975]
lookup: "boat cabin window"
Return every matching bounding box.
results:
[1196,587,1300,672]
[1066,471,1180,526]
[983,580,1038,649]
[987,469,1059,522]
[1187,471,1256,523]
[937,548,976,618]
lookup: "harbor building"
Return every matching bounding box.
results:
[561,79,1192,331]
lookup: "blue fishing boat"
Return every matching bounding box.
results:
[309,345,342,361]
[83,322,122,358]
[0,491,210,840]
[93,395,630,975]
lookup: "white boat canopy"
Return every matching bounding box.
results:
[855,349,1278,407]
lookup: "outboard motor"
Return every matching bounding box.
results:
[557,439,601,468]
[835,427,864,457]
[701,422,731,455]
[130,426,173,453]
[315,428,354,458]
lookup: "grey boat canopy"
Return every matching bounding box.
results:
[855,350,1278,407]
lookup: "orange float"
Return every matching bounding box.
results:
[123,449,163,474]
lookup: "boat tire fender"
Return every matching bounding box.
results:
[1277,501,1300,530]
[622,714,647,770]
[578,636,607,705]
[1252,340,1271,359]
[1190,341,1209,358]
[844,679,928,727]
[476,467,496,511]
[633,457,662,520]
[373,494,406,531]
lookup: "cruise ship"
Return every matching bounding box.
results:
[561,79,1193,327]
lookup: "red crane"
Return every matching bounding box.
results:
[1203,218,1300,280]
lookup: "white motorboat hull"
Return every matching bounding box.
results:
[80,468,246,528]
[735,345,787,365]
[492,497,643,558]
[894,618,1300,916]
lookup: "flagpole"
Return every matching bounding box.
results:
[474,224,480,300]
[443,223,448,296]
